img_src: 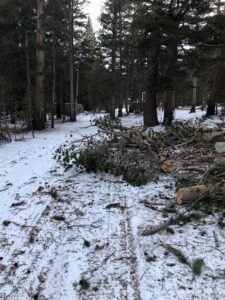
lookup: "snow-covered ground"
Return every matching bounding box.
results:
[0,109,225,300]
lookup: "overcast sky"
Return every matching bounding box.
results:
[84,0,104,31]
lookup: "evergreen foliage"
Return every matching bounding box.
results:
[1,0,225,129]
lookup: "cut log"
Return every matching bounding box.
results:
[161,160,173,173]
[202,132,225,143]
[176,185,209,205]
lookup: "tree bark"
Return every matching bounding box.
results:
[125,88,129,115]
[51,34,56,128]
[164,90,175,126]
[206,4,225,116]
[201,77,208,111]
[144,48,159,127]
[110,2,118,120]
[118,12,123,118]
[110,57,116,119]
[176,185,209,205]
[176,184,225,205]
[69,0,76,122]
[190,76,197,113]
[75,61,79,117]
[57,78,64,119]
[25,31,34,136]
[34,0,45,130]
[206,48,223,116]
[163,42,177,126]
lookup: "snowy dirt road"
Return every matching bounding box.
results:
[1,112,225,300]
[0,115,145,300]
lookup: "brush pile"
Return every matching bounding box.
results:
[56,116,163,185]
[56,116,222,187]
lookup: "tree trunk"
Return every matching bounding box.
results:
[125,88,129,115]
[163,42,177,126]
[201,78,208,111]
[75,61,79,117]
[163,90,175,126]
[206,48,223,116]
[56,84,62,120]
[190,76,197,113]
[118,103,123,117]
[1,83,11,141]
[110,95,116,119]
[51,34,56,129]
[110,4,117,120]
[57,78,64,119]
[118,69,123,117]
[34,0,45,130]
[69,0,76,122]
[118,13,123,119]
[206,4,225,117]
[25,31,34,136]
[144,48,159,127]
[118,64,123,117]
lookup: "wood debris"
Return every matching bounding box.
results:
[176,185,209,205]
[161,160,173,173]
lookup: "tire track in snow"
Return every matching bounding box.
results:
[120,201,142,300]
[75,176,142,300]
[0,118,144,299]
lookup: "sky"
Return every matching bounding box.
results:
[84,0,104,31]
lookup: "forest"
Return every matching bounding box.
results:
[1,0,225,133]
[1,1,225,300]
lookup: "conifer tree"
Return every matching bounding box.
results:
[206,2,225,116]
[33,0,45,130]
[100,0,128,119]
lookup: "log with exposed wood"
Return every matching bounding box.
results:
[176,184,225,205]
[176,185,210,205]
